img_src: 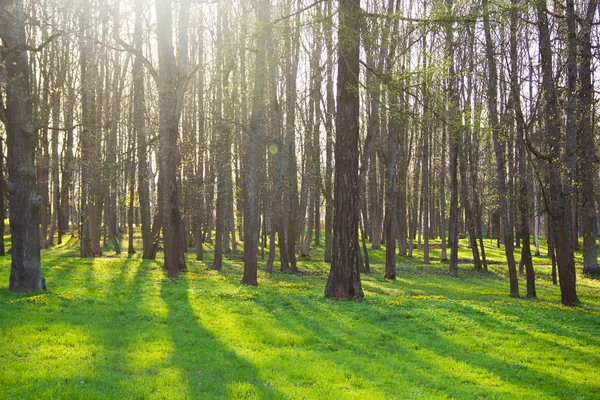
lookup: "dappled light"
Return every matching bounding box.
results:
[1,235,599,398]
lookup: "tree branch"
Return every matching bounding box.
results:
[273,0,327,24]
[111,34,159,84]
[0,31,63,56]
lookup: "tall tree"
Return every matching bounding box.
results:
[510,0,534,297]
[445,0,460,277]
[155,0,190,277]
[536,0,578,305]
[131,0,153,259]
[282,0,301,272]
[242,0,270,286]
[211,0,228,272]
[578,0,599,276]
[483,0,519,297]
[1,0,43,291]
[324,0,363,301]
[323,0,335,263]
[78,0,95,258]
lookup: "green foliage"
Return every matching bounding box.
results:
[0,233,599,399]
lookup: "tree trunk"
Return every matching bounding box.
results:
[59,84,74,238]
[283,0,301,272]
[445,0,460,277]
[242,0,270,286]
[156,0,190,277]
[128,131,136,255]
[1,0,43,292]
[510,0,534,296]
[324,0,364,301]
[0,137,5,256]
[537,0,578,305]
[211,0,228,272]
[50,39,65,246]
[484,0,519,296]
[79,0,95,258]
[439,112,447,261]
[38,66,50,249]
[565,0,579,254]
[578,0,599,276]
[132,0,153,259]
[323,0,334,263]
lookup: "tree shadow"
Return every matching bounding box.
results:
[159,275,280,399]
[239,279,600,399]
[0,254,280,399]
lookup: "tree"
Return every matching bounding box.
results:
[324,0,363,301]
[0,0,43,291]
[509,0,534,297]
[577,0,599,276]
[155,0,190,277]
[323,0,335,264]
[483,0,519,297]
[211,0,229,272]
[536,0,578,306]
[242,0,270,286]
[445,0,460,278]
[131,0,153,260]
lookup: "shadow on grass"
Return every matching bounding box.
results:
[241,282,600,399]
[0,254,277,399]
[158,276,280,399]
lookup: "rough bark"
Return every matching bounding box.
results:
[156,0,189,277]
[324,0,364,301]
[1,0,43,292]
[537,0,578,305]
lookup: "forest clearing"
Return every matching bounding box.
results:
[3,0,600,397]
[1,233,599,399]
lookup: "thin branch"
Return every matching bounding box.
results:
[272,0,327,24]
[110,35,159,84]
[0,31,63,56]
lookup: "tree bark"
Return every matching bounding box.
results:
[536,0,578,305]
[323,0,334,263]
[484,0,519,296]
[510,0,534,297]
[578,0,599,276]
[324,0,364,301]
[445,0,460,277]
[1,0,43,292]
[283,0,301,272]
[132,0,153,260]
[242,0,270,285]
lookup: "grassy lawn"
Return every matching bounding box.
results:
[1,233,599,399]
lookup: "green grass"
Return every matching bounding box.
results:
[1,232,599,399]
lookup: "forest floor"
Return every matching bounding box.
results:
[1,232,599,399]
